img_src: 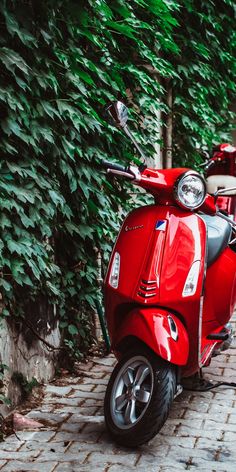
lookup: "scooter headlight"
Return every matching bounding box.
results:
[174,172,206,210]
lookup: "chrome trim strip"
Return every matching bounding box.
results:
[197,214,208,367]
[198,295,204,367]
[142,279,157,284]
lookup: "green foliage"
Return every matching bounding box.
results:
[0,1,235,356]
[172,0,236,166]
[11,372,39,400]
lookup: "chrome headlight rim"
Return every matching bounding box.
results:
[174,171,207,210]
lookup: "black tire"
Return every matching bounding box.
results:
[104,345,176,447]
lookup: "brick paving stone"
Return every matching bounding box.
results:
[110,466,162,472]
[222,367,236,376]
[70,384,94,392]
[90,366,114,374]
[202,419,236,431]
[183,410,229,423]
[149,434,196,448]
[174,398,210,413]
[174,425,223,439]
[166,418,204,429]
[208,403,235,414]
[45,386,73,396]
[66,390,104,399]
[26,411,70,424]
[227,413,236,424]
[167,445,216,465]
[213,390,236,400]
[0,442,24,452]
[0,451,41,460]
[86,371,106,378]
[196,437,234,450]
[224,430,236,441]
[19,441,68,453]
[93,356,116,367]
[93,384,107,393]
[67,440,113,454]
[39,450,88,462]
[85,451,139,467]
[108,466,141,472]
[76,361,95,372]
[0,461,58,471]
[160,468,186,472]
[54,464,106,472]
[209,397,234,408]
[3,431,56,443]
[82,399,104,407]
[157,422,177,436]
[58,422,86,433]
[82,378,108,385]
[44,397,84,406]
[136,444,170,460]
[53,406,96,415]
[66,406,97,416]
[136,448,181,469]
[65,414,104,425]
[50,428,104,443]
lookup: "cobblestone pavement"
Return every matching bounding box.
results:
[0,321,236,472]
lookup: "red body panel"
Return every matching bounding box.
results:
[104,205,208,376]
[114,308,189,365]
[203,247,236,326]
[217,196,236,219]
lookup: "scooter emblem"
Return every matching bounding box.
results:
[155,220,167,231]
[124,224,144,232]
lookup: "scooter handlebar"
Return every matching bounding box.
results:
[102,160,128,173]
[102,160,137,180]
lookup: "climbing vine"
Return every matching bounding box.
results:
[0,0,235,357]
[172,0,236,167]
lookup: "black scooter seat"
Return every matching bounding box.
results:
[200,214,232,266]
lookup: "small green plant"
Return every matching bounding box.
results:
[11,372,39,401]
[0,363,11,407]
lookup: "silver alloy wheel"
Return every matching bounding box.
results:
[110,355,154,430]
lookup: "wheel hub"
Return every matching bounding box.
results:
[126,384,139,400]
[110,355,154,429]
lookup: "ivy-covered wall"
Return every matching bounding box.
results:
[0,0,235,375]
[172,0,236,166]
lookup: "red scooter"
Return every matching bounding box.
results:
[103,102,236,447]
[205,143,236,221]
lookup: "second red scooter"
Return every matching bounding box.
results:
[205,143,236,221]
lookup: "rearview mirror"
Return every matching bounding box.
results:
[216,187,236,197]
[105,101,128,128]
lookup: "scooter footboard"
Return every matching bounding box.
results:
[114,308,189,366]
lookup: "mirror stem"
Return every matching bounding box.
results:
[123,125,147,164]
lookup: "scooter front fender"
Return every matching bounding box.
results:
[114,308,189,366]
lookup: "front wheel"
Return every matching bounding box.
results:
[104,346,176,447]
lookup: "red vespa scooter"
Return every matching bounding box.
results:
[205,143,236,221]
[102,102,236,447]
